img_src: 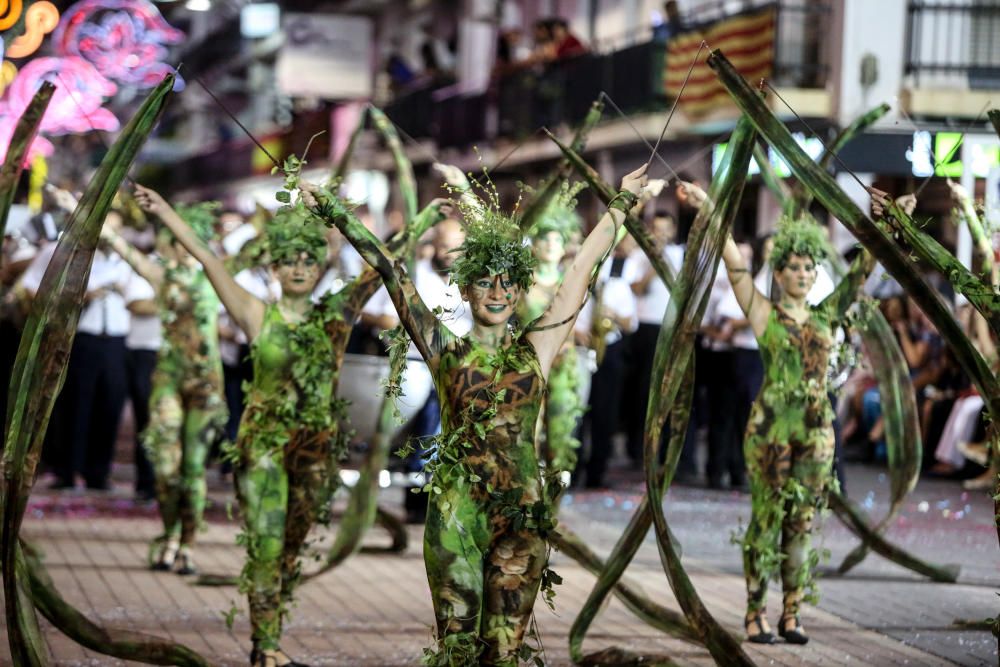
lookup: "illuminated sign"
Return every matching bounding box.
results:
[907,131,1000,179]
[712,132,824,177]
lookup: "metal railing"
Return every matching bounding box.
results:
[383,0,830,148]
[906,1,1000,89]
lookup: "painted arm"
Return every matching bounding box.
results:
[721,234,770,338]
[99,226,165,289]
[527,164,647,375]
[134,185,266,340]
[300,181,448,365]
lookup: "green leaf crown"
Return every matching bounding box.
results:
[447,167,536,290]
[529,180,586,241]
[769,213,831,270]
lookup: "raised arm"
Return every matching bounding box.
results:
[300,181,449,365]
[134,185,266,340]
[100,225,165,289]
[526,164,646,374]
[721,234,770,337]
[342,198,450,318]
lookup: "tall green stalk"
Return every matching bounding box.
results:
[0,82,55,239]
[639,116,757,666]
[709,50,1000,572]
[0,75,211,666]
[369,106,418,223]
[519,99,604,233]
[988,109,1000,139]
[547,133,675,291]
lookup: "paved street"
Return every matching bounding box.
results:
[2,463,997,666]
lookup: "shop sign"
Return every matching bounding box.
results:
[276,13,372,99]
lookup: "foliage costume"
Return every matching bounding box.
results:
[740,221,872,617]
[519,191,585,475]
[144,260,227,551]
[309,185,559,666]
[236,200,445,653]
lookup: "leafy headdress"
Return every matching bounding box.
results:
[447,169,537,290]
[265,202,328,264]
[528,180,586,242]
[769,213,831,270]
[158,201,219,245]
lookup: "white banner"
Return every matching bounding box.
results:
[276,13,373,99]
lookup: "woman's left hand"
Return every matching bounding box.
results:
[620,163,648,195]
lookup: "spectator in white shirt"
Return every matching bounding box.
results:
[20,223,149,490]
[121,227,161,500]
[576,238,639,488]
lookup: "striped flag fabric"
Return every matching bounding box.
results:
[664,6,776,116]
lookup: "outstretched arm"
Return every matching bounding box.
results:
[342,198,451,318]
[300,181,449,365]
[527,164,647,375]
[100,225,165,289]
[134,185,266,340]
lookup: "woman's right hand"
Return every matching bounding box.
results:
[133,185,169,217]
[620,163,648,195]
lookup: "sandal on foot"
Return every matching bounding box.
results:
[151,539,179,571]
[745,610,776,644]
[175,546,197,576]
[778,615,809,645]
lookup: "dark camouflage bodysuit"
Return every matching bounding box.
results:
[143,263,227,547]
[741,256,870,616]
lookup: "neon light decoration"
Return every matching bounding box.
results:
[2,56,119,135]
[7,1,59,58]
[53,0,184,89]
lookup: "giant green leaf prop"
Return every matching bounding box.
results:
[0,74,210,666]
[518,98,604,233]
[0,82,54,239]
[370,106,418,223]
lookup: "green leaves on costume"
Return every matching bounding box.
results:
[265,202,328,264]
[527,180,586,242]
[173,201,220,243]
[451,210,536,290]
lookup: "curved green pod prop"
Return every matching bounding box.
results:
[708,50,1000,566]
[22,541,210,666]
[639,116,757,666]
[0,82,55,239]
[0,75,210,666]
[988,109,999,139]
[547,133,675,292]
[369,106,418,223]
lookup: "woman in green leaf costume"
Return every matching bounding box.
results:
[519,184,586,476]
[300,164,648,666]
[720,216,874,645]
[100,204,228,576]
[134,184,446,667]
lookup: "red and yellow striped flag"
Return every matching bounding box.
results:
[663,7,776,116]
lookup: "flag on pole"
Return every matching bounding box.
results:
[664,7,776,116]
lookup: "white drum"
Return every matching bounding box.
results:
[339,353,434,442]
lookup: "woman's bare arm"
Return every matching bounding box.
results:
[100,225,165,289]
[527,164,647,375]
[134,185,266,340]
[721,234,770,338]
[300,181,450,366]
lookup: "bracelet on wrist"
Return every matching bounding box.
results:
[608,190,639,214]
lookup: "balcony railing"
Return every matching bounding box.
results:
[384,1,829,150]
[906,1,1000,89]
